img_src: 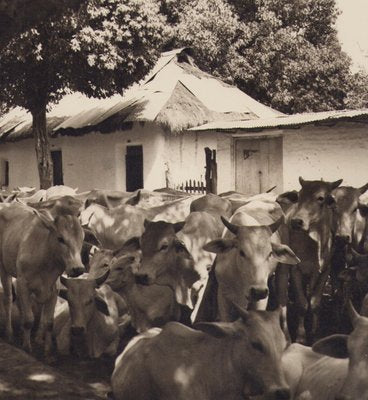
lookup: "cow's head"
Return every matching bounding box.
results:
[289,177,343,232]
[312,301,368,400]
[195,305,290,399]
[135,220,199,308]
[37,212,85,277]
[332,184,368,245]
[204,216,299,306]
[59,270,110,339]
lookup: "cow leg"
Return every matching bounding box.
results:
[309,268,330,342]
[0,271,13,341]
[17,277,33,352]
[290,268,308,344]
[42,285,58,356]
[275,264,291,340]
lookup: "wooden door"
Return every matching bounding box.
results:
[235,137,283,195]
[125,145,143,191]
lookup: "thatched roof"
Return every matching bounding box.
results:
[0,48,282,142]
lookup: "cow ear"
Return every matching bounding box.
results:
[271,243,300,265]
[203,239,236,254]
[115,237,141,255]
[312,334,348,359]
[358,203,368,217]
[83,228,100,247]
[173,221,186,233]
[95,295,110,316]
[59,288,68,300]
[276,190,299,205]
[331,179,343,190]
[194,322,231,338]
[126,190,141,206]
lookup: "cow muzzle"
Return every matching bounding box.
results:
[250,286,269,301]
[68,266,85,278]
[71,326,85,336]
[269,387,290,400]
[290,218,304,230]
[335,235,351,245]
[135,273,150,285]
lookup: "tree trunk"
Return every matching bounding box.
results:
[31,106,53,189]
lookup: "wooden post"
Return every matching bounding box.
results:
[205,147,218,194]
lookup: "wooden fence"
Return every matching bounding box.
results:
[175,179,206,194]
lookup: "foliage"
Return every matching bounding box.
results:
[162,0,363,114]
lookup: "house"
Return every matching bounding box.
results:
[0,48,280,193]
[191,110,368,193]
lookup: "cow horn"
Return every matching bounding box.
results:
[144,219,151,229]
[299,176,306,187]
[231,301,249,321]
[359,183,368,195]
[268,216,284,234]
[95,269,110,287]
[60,274,68,287]
[330,179,343,190]
[221,216,239,235]
[347,300,360,328]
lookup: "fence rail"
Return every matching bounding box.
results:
[175,179,206,194]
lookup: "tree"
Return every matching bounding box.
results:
[163,0,360,114]
[0,0,166,188]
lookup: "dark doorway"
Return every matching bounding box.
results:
[51,150,64,185]
[126,145,143,192]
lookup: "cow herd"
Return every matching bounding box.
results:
[0,179,368,400]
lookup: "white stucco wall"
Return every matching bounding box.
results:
[0,122,166,191]
[283,122,368,190]
[165,131,217,188]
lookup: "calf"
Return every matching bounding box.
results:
[111,306,290,400]
[55,271,122,358]
[135,220,200,309]
[0,203,85,354]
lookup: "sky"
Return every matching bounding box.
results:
[335,0,368,71]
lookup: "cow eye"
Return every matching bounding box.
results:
[251,341,265,353]
[160,244,169,251]
[239,250,246,258]
[352,207,358,214]
[58,236,66,245]
[317,196,324,203]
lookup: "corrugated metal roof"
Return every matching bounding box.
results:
[0,48,283,141]
[190,109,368,132]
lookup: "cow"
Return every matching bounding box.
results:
[25,195,84,217]
[282,300,368,400]
[105,253,186,333]
[135,220,200,310]
[199,198,300,322]
[0,202,85,354]
[54,271,124,358]
[79,196,196,251]
[189,193,232,219]
[283,177,343,344]
[111,306,291,400]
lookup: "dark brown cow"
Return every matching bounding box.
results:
[111,307,291,400]
[0,203,85,354]
[135,220,200,309]
[285,177,343,343]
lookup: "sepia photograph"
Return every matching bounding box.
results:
[0,0,367,399]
